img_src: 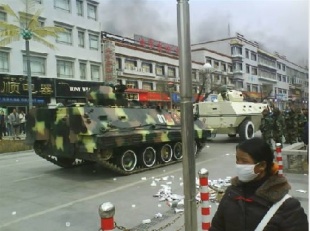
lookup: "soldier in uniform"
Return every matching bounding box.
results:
[259,108,273,150]
[283,106,298,144]
[272,108,284,147]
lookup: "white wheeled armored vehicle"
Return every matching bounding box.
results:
[194,89,268,141]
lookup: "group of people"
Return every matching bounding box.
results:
[259,105,308,149]
[0,108,26,140]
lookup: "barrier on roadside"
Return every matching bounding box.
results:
[198,168,211,230]
[275,143,283,176]
[98,202,115,231]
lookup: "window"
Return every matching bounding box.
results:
[252,67,257,75]
[214,61,219,69]
[251,52,257,61]
[252,85,258,92]
[191,71,196,80]
[282,65,286,71]
[247,84,251,92]
[156,65,164,76]
[277,62,281,69]
[142,82,153,90]
[76,0,83,16]
[87,3,97,20]
[233,62,242,71]
[245,49,249,58]
[89,34,99,50]
[90,64,100,81]
[54,0,70,12]
[116,58,121,70]
[23,56,46,75]
[277,74,281,81]
[0,11,6,21]
[142,63,152,73]
[231,46,242,55]
[168,67,176,77]
[236,81,243,89]
[79,62,86,80]
[126,81,138,89]
[246,64,250,74]
[228,65,232,72]
[57,60,74,78]
[221,63,226,72]
[0,51,9,72]
[282,75,286,82]
[78,31,85,47]
[125,60,137,70]
[206,58,211,64]
[56,25,72,45]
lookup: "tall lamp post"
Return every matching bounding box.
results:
[177,0,197,230]
[167,81,174,110]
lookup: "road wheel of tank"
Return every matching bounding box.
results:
[228,134,237,138]
[173,142,183,160]
[159,144,173,163]
[239,120,255,141]
[119,150,137,172]
[142,147,156,168]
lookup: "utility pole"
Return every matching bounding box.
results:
[177,1,197,231]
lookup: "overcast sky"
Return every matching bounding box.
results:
[100,0,309,66]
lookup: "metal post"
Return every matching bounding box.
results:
[25,40,33,109]
[177,1,197,231]
[198,168,211,230]
[275,143,283,176]
[98,202,115,231]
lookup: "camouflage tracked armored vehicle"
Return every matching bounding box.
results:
[194,88,267,141]
[26,84,212,175]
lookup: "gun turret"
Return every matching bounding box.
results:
[86,85,128,106]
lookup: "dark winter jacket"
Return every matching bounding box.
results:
[210,175,308,231]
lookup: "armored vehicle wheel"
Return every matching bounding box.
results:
[120,150,137,172]
[239,120,254,141]
[142,147,156,168]
[159,144,173,163]
[173,142,183,160]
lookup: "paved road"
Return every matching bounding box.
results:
[0,134,308,231]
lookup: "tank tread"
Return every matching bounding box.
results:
[97,158,183,176]
[35,153,89,168]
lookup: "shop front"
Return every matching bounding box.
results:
[54,79,102,106]
[0,74,53,113]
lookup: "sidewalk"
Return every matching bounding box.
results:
[137,172,308,231]
[2,133,26,140]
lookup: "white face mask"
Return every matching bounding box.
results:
[236,164,259,182]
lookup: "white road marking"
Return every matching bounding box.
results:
[0,155,225,229]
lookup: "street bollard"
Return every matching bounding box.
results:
[98,202,115,231]
[198,168,211,230]
[275,143,283,176]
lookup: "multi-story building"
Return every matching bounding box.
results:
[101,32,207,109]
[0,0,101,112]
[191,33,308,109]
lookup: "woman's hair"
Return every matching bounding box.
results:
[236,137,275,176]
